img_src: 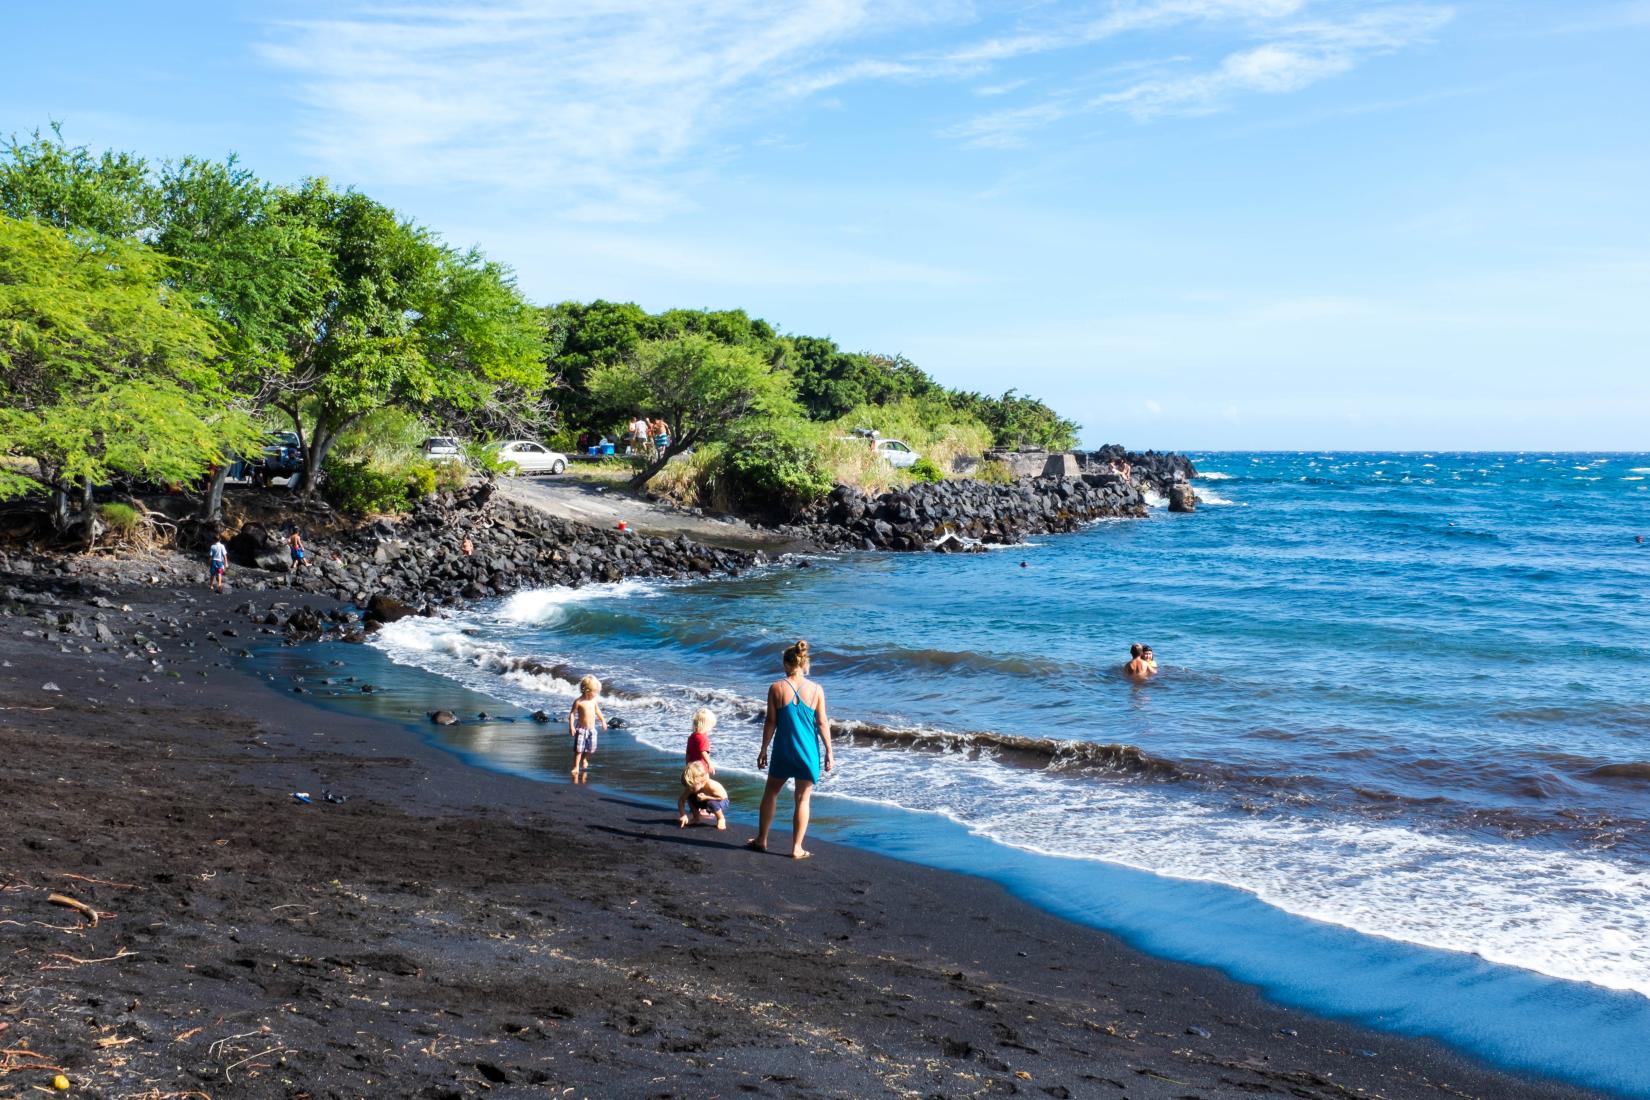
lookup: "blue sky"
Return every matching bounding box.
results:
[5,1,1647,449]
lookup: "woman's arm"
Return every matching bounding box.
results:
[815,686,833,772]
[759,683,778,767]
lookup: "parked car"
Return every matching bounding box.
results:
[490,440,568,475]
[872,438,920,469]
[421,436,462,460]
[256,431,305,486]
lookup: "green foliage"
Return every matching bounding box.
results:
[718,417,833,511]
[272,181,549,492]
[909,456,944,484]
[949,388,1079,451]
[0,124,153,238]
[432,458,468,492]
[588,334,796,483]
[405,460,437,500]
[0,215,254,501]
[975,459,1015,485]
[321,455,412,515]
[463,440,512,475]
[98,501,141,537]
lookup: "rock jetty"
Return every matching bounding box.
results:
[798,473,1149,552]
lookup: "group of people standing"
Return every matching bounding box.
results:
[566,638,835,861]
[626,414,671,458]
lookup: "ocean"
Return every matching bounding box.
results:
[349,451,1650,1095]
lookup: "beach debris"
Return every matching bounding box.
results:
[1278,1027,1298,1037]
[530,710,552,723]
[322,790,348,804]
[52,1072,70,1089]
[291,792,312,804]
[46,892,99,927]
[1186,1025,1211,1038]
[429,710,458,725]
[41,681,60,692]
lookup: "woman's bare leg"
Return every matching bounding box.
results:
[790,779,815,858]
[753,774,786,850]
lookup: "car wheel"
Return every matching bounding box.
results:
[551,460,566,474]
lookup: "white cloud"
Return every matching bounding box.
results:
[259,1,946,215]
[947,3,1452,138]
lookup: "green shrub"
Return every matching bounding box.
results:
[322,456,412,515]
[98,502,141,539]
[432,458,468,492]
[463,441,512,475]
[719,417,832,513]
[974,459,1016,485]
[908,456,944,483]
[405,461,437,500]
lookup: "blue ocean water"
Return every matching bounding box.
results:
[364,452,1650,1094]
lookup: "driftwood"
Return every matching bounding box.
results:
[46,892,98,926]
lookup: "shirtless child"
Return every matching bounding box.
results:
[677,760,730,830]
[567,674,608,775]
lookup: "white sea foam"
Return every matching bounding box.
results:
[1141,489,1167,509]
[371,609,1650,1003]
[1631,467,1650,474]
[1196,490,1239,506]
[498,579,663,625]
[1197,471,1234,480]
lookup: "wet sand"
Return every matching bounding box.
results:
[0,568,1617,1098]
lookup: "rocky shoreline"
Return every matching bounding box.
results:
[0,446,1203,640]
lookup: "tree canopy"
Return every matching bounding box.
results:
[588,334,796,484]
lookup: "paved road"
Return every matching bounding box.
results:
[494,474,795,551]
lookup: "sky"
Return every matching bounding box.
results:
[4,1,1648,449]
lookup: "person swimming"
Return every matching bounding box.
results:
[1141,645,1158,675]
[1124,644,1150,679]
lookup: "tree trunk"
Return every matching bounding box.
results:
[300,414,359,497]
[629,435,691,489]
[80,476,96,551]
[201,463,231,525]
[51,481,70,533]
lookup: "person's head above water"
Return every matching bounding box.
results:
[783,638,811,674]
[1130,643,1142,659]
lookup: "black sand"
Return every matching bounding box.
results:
[0,568,1618,1098]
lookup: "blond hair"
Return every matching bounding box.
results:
[578,674,601,696]
[682,759,709,789]
[782,638,810,673]
[692,707,716,733]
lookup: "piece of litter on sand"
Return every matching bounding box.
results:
[42,681,61,691]
[323,790,348,804]
[291,791,312,804]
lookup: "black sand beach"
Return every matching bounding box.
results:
[0,567,1619,1098]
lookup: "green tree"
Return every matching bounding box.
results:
[0,124,154,239]
[587,334,797,485]
[272,181,547,494]
[153,157,330,518]
[0,215,255,541]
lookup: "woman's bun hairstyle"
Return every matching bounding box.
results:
[783,638,810,672]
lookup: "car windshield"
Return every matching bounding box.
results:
[425,437,456,448]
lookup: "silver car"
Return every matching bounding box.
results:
[492,440,568,475]
[873,438,919,469]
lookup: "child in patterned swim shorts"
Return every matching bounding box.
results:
[568,674,607,776]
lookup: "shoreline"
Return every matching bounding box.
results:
[0,563,1629,1098]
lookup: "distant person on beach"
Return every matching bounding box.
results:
[288,530,307,575]
[686,708,716,774]
[678,760,730,830]
[208,535,228,593]
[750,639,834,860]
[568,674,608,776]
[461,535,473,556]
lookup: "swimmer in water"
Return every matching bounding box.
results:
[1124,644,1150,679]
[1141,645,1158,675]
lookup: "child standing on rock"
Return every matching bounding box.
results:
[568,675,607,777]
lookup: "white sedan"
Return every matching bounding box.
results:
[873,438,920,469]
[492,440,568,475]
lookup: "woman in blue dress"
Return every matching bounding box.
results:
[749,639,834,859]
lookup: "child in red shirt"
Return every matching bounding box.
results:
[685,708,716,774]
